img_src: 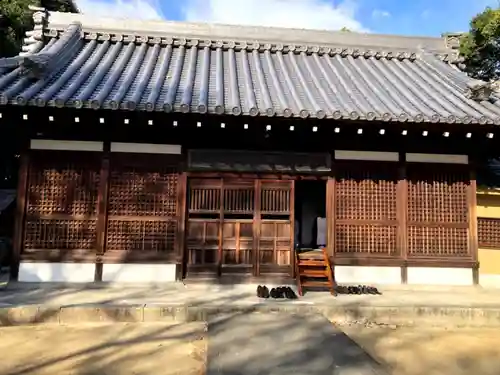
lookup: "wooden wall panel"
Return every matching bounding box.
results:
[258,221,292,266]
[222,220,253,264]
[186,219,219,267]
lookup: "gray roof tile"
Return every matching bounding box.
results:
[1,13,500,125]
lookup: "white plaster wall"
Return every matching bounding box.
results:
[110,143,181,155]
[406,153,468,164]
[18,262,96,283]
[334,150,398,162]
[102,264,177,283]
[407,267,473,286]
[334,266,401,284]
[479,274,500,289]
[30,139,103,152]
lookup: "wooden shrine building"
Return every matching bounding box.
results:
[1,8,500,285]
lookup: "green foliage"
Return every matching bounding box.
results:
[340,27,351,32]
[0,0,78,58]
[460,7,500,81]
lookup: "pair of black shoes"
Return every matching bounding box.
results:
[257,285,298,299]
[335,285,381,295]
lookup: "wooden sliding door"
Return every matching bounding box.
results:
[257,180,294,276]
[185,177,294,278]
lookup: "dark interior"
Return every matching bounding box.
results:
[294,180,326,249]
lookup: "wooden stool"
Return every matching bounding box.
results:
[295,248,336,296]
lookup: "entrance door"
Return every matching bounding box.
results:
[185,178,294,278]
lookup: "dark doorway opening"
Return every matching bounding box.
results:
[294,180,327,250]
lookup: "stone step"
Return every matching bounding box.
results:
[1,303,500,327]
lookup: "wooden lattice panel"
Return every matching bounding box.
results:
[222,221,253,264]
[106,219,177,252]
[407,226,469,257]
[108,168,178,217]
[24,153,101,255]
[186,219,219,265]
[106,157,180,258]
[334,163,397,256]
[407,166,470,257]
[258,221,291,265]
[335,224,398,255]
[335,165,397,221]
[27,155,100,217]
[478,218,500,248]
[24,219,97,250]
[407,168,468,224]
[260,182,291,214]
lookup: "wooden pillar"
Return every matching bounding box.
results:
[326,177,335,261]
[469,163,479,285]
[218,178,224,277]
[253,179,261,277]
[176,172,187,280]
[11,151,30,280]
[94,151,110,282]
[289,180,295,278]
[397,153,408,284]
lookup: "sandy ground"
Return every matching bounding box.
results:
[342,325,500,375]
[0,322,206,375]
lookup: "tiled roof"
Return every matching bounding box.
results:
[1,10,500,125]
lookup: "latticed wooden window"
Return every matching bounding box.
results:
[105,155,179,257]
[188,179,222,214]
[478,218,500,248]
[260,181,291,215]
[334,162,398,256]
[224,181,255,214]
[407,165,469,258]
[23,152,100,254]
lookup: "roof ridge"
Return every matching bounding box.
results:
[0,22,82,78]
[45,11,459,58]
[0,6,47,76]
[20,6,50,57]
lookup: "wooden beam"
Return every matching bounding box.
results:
[11,151,29,280]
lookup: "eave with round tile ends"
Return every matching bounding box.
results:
[1,10,500,125]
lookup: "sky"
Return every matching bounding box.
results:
[73,0,500,37]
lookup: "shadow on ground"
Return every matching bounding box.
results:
[1,283,500,375]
